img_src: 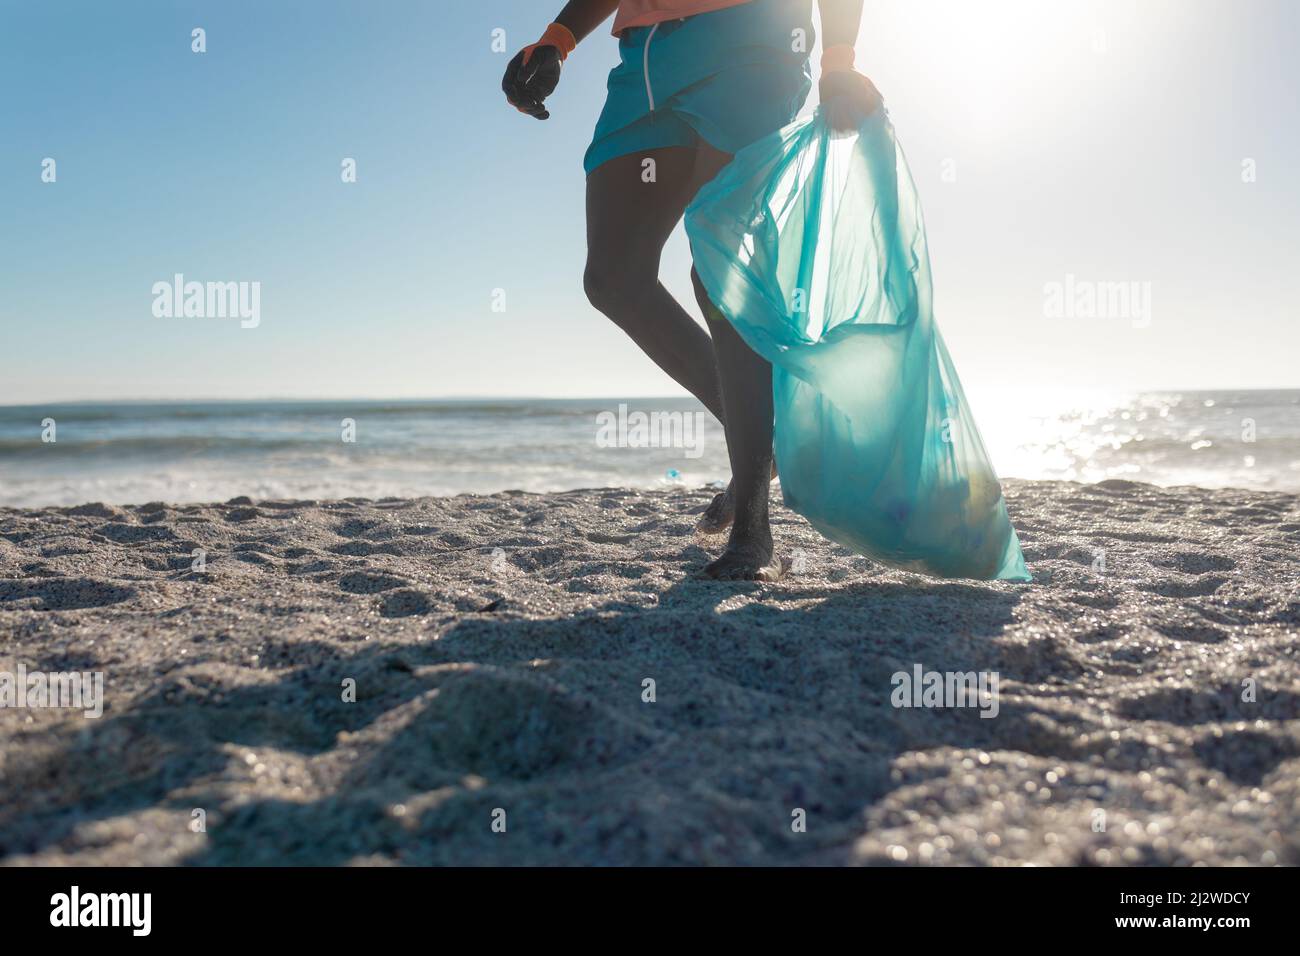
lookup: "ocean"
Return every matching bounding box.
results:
[1,390,1297,507]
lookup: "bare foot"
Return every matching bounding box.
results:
[701,539,789,581]
[695,486,735,536]
[695,462,779,536]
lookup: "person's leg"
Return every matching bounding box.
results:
[584,147,726,423]
[687,144,784,580]
[692,267,785,580]
[585,144,750,534]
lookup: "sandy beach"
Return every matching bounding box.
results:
[1,479,1297,866]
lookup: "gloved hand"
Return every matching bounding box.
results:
[818,45,883,132]
[820,70,884,131]
[502,23,575,121]
[503,46,562,119]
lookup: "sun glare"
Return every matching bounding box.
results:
[862,0,1122,139]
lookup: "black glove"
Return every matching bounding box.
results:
[503,44,563,120]
[819,70,884,132]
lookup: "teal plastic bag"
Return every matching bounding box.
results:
[686,105,1030,582]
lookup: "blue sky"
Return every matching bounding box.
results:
[2,0,1298,404]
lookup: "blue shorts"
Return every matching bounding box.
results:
[584,0,814,175]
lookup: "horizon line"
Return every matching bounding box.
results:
[2,384,1299,409]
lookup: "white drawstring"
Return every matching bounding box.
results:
[642,23,659,111]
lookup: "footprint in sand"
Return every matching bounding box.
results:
[0,578,137,611]
[1149,551,1237,574]
[338,571,409,594]
[95,522,176,544]
[379,589,433,618]
[1192,728,1299,786]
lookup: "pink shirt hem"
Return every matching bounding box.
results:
[612,0,754,35]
